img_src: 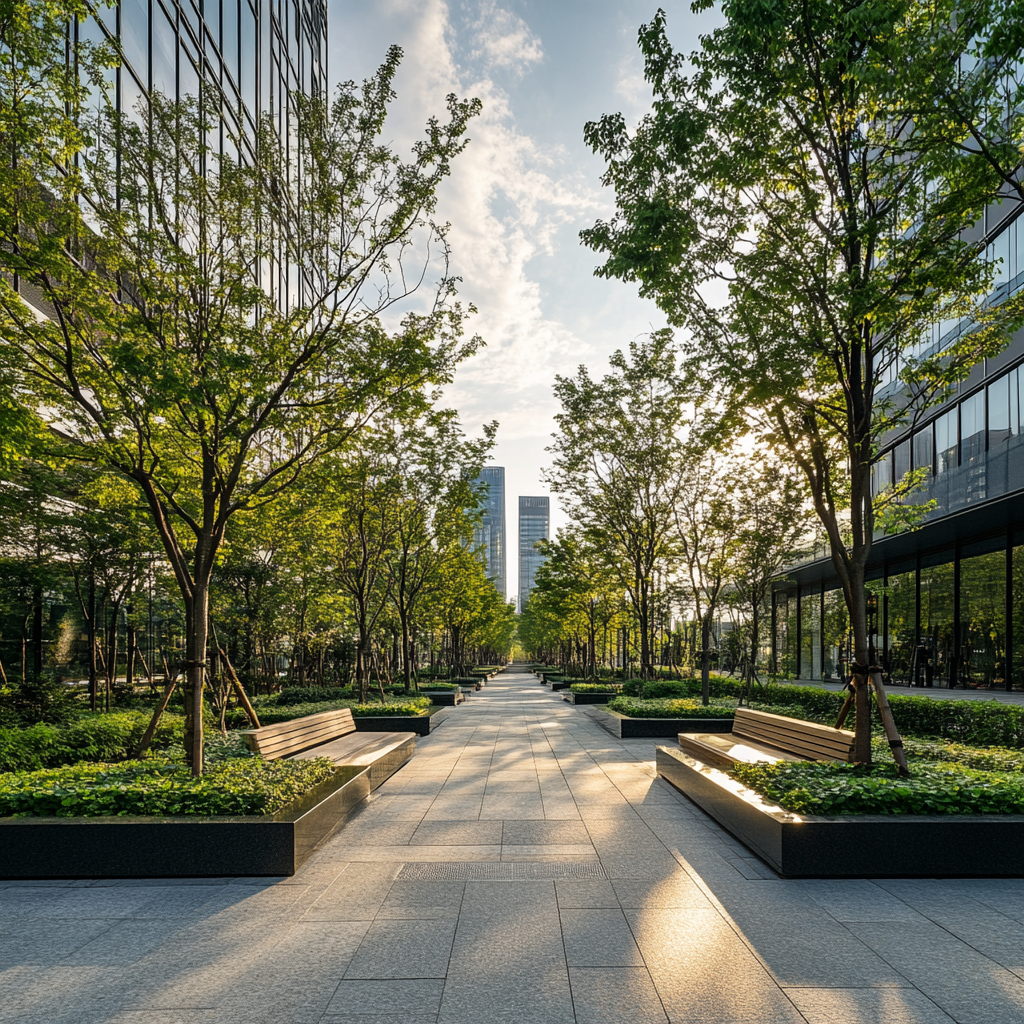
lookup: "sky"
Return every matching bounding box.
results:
[327,0,722,600]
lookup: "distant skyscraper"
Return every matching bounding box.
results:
[473,467,506,599]
[518,496,550,611]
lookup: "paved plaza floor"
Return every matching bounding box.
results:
[3,669,1024,1024]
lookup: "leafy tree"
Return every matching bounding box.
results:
[725,461,812,697]
[386,411,495,691]
[546,333,688,678]
[582,3,1024,764]
[0,4,481,771]
[673,454,737,705]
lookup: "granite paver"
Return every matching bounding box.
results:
[2,668,1021,1023]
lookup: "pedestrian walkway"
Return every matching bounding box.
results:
[3,669,1024,1024]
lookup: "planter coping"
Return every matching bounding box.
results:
[656,745,1024,878]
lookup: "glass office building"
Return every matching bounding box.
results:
[70,1,327,312]
[473,467,507,600]
[773,203,1024,690]
[518,496,549,612]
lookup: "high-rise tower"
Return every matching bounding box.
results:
[518,496,549,611]
[473,467,506,599]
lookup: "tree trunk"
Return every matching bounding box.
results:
[87,569,97,712]
[700,612,712,706]
[401,614,413,692]
[183,589,209,776]
[846,569,873,764]
[125,603,136,695]
[31,584,42,679]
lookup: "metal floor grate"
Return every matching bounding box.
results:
[397,860,606,881]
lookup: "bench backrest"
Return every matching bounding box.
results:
[241,708,356,760]
[733,707,855,762]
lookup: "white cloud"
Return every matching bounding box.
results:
[467,1,544,75]
[359,0,607,441]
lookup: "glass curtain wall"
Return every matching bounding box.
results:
[799,585,822,680]
[919,559,956,687]
[822,588,849,681]
[959,551,1007,688]
[886,566,917,685]
[1014,545,1024,690]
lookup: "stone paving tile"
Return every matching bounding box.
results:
[326,979,445,1016]
[410,820,502,845]
[344,919,457,979]
[786,987,956,1024]
[560,909,645,966]
[502,820,591,844]
[569,968,668,1024]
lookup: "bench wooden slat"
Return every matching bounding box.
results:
[733,721,853,760]
[679,707,855,766]
[241,708,356,760]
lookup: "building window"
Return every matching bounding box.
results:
[988,371,1016,447]
[151,6,175,96]
[886,568,917,685]
[913,423,933,477]
[935,408,958,474]
[960,390,986,461]
[960,551,1006,689]
[121,0,149,82]
[894,438,911,484]
[920,559,955,686]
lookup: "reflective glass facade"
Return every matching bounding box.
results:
[78,1,327,307]
[473,467,507,600]
[776,202,1024,688]
[518,496,549,612]
[777,535,1024,690]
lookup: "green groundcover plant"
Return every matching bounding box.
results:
[234,697,431,727]
[608,697,737,718]
[0,712,184,772]
[0,757,339,818]
[569,683,623,693]
[730,761,1024,815]
[419,682,460,691]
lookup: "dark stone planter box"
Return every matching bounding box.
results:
[606,711,735,738]
[549,680,572,691]
[0,767,371,880]
[422,690,462,706]
[567,691,619,704]
[656,745,1024,878]
[354,713,432,736]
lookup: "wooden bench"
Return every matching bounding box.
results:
[241,708,415,791]
[678,707,855,770]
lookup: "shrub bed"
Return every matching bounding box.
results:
[0,756,339,818]
[418,682,460,691]
[871,736,1024,773]
[608,697,737,718]
[569,683,622,693]
[0,712,184,773]
[730,760,1024,815]
[234,696,431,727]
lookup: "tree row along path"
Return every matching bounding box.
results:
[3,668,1024,1023]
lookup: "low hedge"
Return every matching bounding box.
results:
[275,686,354,705]
[0,757,339,818]
[730,759,1024,815]
[569,683,622,693]
[608,697,737,718]
[419,682,460,691]
[0,712,184,772]
[233,696,431,727]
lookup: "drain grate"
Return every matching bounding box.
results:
[397,860,606,881]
